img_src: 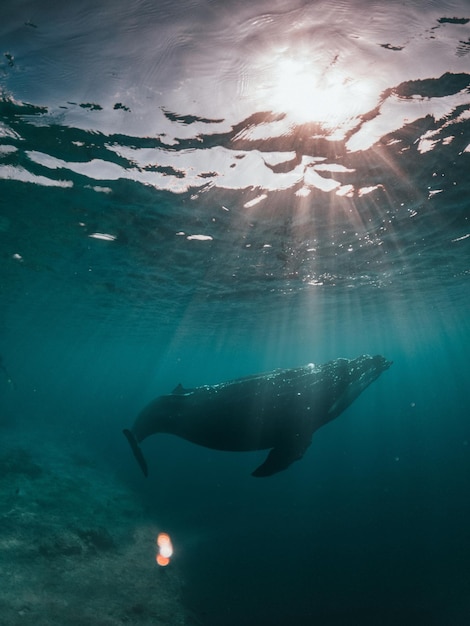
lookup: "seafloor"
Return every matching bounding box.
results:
[0,433,187,625]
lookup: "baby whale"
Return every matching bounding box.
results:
[123,354,392,478]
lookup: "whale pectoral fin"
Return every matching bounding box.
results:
[252,437,310,477]
[123,429,148,478]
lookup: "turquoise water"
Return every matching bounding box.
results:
[1,1,469,624]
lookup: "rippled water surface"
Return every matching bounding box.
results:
[1,1,469,624]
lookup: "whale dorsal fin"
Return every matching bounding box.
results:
[172,383,187,395]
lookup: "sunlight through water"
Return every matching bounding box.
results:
[0,1,469,625]
[255,46,378,129]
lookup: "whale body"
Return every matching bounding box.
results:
[123,354,392,478]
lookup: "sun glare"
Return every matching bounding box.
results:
[258,50,377,130]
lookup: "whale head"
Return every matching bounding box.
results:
[327,354,392,418]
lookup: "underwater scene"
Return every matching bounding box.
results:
[1,0,469,624]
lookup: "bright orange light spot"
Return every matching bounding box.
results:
[157,533,171,548]
[156,554,170,567]
[156,532,173,566]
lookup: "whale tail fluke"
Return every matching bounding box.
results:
[123,429,149,477]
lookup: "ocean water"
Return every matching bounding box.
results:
[1,0,469,624]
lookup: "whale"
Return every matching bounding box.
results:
[123,354,392,478]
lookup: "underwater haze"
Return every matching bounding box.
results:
[1,0,469,624]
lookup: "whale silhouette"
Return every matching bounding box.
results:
[123,354,392,478]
